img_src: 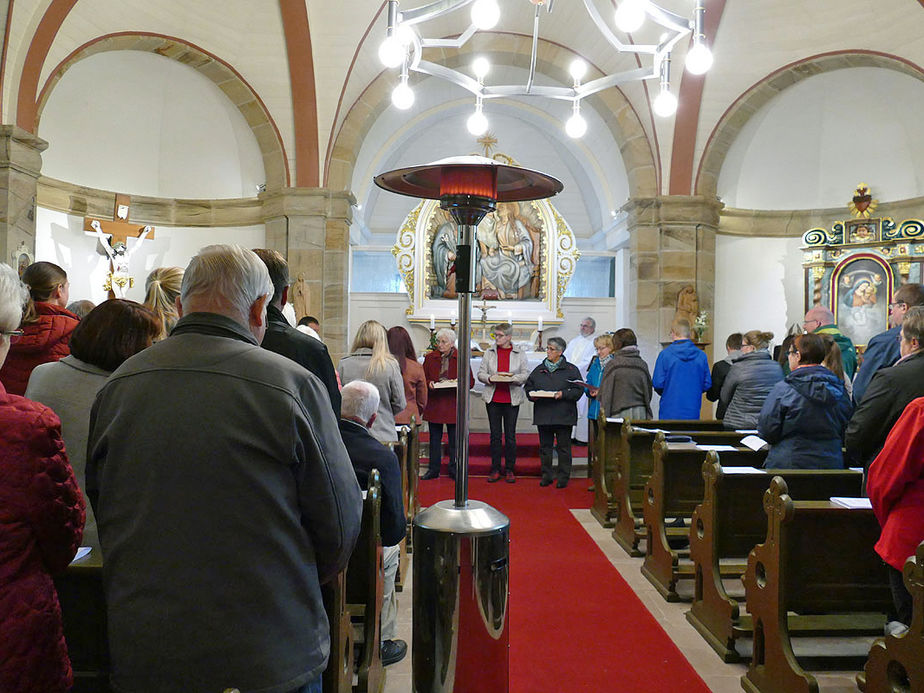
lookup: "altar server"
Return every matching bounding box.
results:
[563,316,596,444]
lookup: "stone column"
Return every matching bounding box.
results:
[623,195,722,413]
[0,126,48,267]
[262,188,355,361]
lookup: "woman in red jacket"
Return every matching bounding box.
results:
[0,261,79,395]
[422,327,473,480]
[0,262,85,693]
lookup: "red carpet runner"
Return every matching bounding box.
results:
[418,476,710,693]
[420,432,588,476]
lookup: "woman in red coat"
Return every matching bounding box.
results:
[387,325,428,426]
[0,262,85,693]
[0,261,79,395]
[422,327,473,480]
[868,394,924,630]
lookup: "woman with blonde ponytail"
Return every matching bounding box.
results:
[338,320,405,442]
[719,329,783,430]
[143,266,183,340]
[0,261,78,395]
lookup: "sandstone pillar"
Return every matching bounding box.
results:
[261,188,355,361]
[0,126,47,267]
[623,195,722,413]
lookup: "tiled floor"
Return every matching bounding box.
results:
[381,496,874,692]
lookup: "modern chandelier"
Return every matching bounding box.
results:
[378,0,713,138]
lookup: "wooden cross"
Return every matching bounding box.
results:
[84,194,154,298]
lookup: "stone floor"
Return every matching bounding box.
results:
[380,487,874,692]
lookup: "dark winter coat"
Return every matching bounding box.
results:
[720,350,783,430]
[596,346,653,419]
[757,365,853,470]
[0,302,78,396]
[851,325,901,405]
[0,381,85,693]
[524,358,584,426]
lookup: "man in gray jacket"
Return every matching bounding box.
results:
[86,245,362,693]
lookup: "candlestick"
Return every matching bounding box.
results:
[537,316,543,331]
[429,313,435,329]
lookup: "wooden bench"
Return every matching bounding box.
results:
[590,412,621,528]
[322,569,354,693]
[387,428,410,592]
[346,469,385,693]
[405,417,421,551]
[641,437,767,601]
[55,543,111,692]
[858,539,924,692]
[685,461,864,661]
[741,477,892,693]
[609,419,730,555]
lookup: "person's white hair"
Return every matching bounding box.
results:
[0,263,28,335]
[180,245,273,321]
[436,327,456,343]
[341,380,380,425]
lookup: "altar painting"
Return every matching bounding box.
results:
[832,255,891,348]
[427,201,546,301]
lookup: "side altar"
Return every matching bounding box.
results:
[802,184,924,349]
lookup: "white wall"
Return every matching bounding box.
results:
[39,50,265,199]
[718,68,924,209]
[35,207,265,305]
[713,234,804,356]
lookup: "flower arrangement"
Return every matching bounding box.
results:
[693,311,709,342]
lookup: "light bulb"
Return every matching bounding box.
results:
[614,0,646,33]
[569,59,588,82]
[653,89,677,117]
[471,0,500,30]
[467,109,489,136]
[472,56,491,80]
[685,42,713,75]
[394,23,416,47]
[378,36,405,68]
[565,112,587,138]
[392,82,415,110]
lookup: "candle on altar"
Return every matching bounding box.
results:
[537,316,543,331]
[429,314,435,329]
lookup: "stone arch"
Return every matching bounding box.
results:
[326,35,657,198]
[696,51,924,198]
[34,32,290,190]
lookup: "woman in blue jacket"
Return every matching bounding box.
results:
[758,333,853,469]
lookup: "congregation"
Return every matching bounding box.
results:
[1,245,924,691]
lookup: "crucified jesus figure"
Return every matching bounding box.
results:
[91,219,153,298]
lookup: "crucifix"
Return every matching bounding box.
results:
[84,194,154,299]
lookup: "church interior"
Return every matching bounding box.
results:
[3,1,924,691]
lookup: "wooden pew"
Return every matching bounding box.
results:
[858,540,924,692]
[387,427,410,592]
[322,569,354,693]
[609,419,730,555]
[741,477,892,693]
[590,412,621,528]
[641,437,767,601]
[55,543,111,693]
[405,417,421,552]
[685,460,864,662]
[346,469,385,693]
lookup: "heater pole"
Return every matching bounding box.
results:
[453,222,476,508]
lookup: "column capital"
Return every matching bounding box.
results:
[0,126,48,178]
[260,187,356,222]
[621,194,723,228]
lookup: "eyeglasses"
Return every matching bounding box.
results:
[889,302,907,310]
[1,330,23,341]
[545,346,561,352]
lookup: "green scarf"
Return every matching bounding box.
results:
[544,357,562,372]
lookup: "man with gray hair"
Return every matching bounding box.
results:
[87,244,362,693]
[339,380,408,666]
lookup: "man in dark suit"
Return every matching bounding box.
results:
[339,380,408,666]
[253,249,340,415]
[846,306,924,470]
[852,283,924,405]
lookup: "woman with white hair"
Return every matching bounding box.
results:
[338,320,406,443]
[0,262,85,693]
[422,327,474,480]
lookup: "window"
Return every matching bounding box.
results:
[350,250,406,293]
[564,255,615,298]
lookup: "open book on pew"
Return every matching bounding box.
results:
[70,546,92,564]
[739,435,769,451]
[604,417,624,423]
[830,496,872,509]
[632,426,668,433]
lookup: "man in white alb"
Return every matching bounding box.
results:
[564,316,596,444]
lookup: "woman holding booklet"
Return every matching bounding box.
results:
[478,323,529,483]
[525,337,584,488]
[422,327,473,480]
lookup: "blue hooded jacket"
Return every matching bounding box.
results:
[758,364,853,469]
[652,339,711,419]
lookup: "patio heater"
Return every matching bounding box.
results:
[374,155,562,691]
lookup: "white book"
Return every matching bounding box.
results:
[70,546,92,564]
[740,435,769,452]
[530,390,558,398]
[830,496,872,509]
[605,417,624,423]
[632,426,667,433]
[696,444,738,452]
[722,466,765,474]
[431,379,457,389]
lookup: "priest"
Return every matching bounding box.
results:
[564,317,596,444]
